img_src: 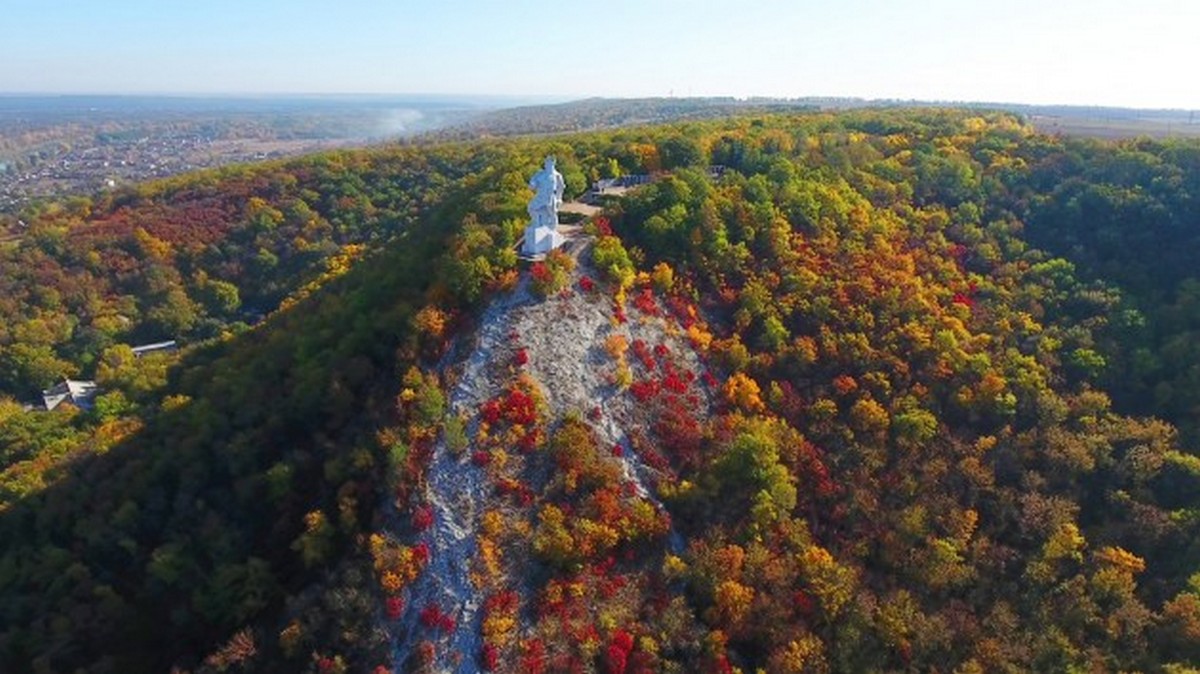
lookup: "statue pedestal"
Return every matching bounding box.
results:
[521,224,564,257]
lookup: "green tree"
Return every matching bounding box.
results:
[0,343,76,395]
[659,135,705,169]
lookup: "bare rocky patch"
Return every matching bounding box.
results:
[389,235,711,673]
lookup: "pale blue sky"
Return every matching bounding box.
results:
[2,0,1197,108]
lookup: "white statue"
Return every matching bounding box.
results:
[522,156,566,256]
[528,156,565,229]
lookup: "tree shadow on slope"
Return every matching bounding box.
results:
[0,202,461,673]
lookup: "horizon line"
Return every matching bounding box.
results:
[0,91,1197,114]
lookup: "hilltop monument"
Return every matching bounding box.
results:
[522,156,566,256]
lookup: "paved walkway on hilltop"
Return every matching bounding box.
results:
[560,200,601,217]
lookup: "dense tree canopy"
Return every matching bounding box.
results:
[1,108,1200,672]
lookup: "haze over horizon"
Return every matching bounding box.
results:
[2,0,1198,110]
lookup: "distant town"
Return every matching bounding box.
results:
[0,129,358,212]
[0,125,369,209]
[0,95,496,213]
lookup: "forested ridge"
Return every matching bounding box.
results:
[2,109,1200,672]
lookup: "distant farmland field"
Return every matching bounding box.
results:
[1029,113,1200,138]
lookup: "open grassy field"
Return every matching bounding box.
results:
[1029,112,1200,138]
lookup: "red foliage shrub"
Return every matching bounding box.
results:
[808,458,835,497]
[482,643,500,671]
[413,541,430,566]
[420,603,456,632]
[416,641,436,666]
[952,281,979,308]
[594,216,613,236]
[588,488,623,524]
[667,296,697,328]
[514,348,529,367]
[386,596,405,620]
[631,339,655,370]
[701,371,718,388]
[640,448,670,472]
[394,440,428,506]
[518,429,543,452]
[605,645,628,674]
[654,402,702,468]
[604,630,635,674]
[832,374,858,395]
[579,275,596,292]
[611,443,624,457]
[630,380,659,402]
[472,451,491,466]
[411,505,434,532]
[596,556,617,576]
[480,399,502,425]
[520,639,547,674]
[662,371,688,394]
[486,589,519,613]
[481,386,539,427]
[530,262,551,284]
[599,573,628,599]
[611,630,635,654]
[660,359,690,385]
[632,288,658,316]
[502,388,538,426]
[771,380,805,419]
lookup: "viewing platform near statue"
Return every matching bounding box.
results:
[517,222,587,262]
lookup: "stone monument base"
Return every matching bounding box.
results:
[521,224,565,257]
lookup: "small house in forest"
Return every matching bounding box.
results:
[42,379,99,411]
[131,340,178,358]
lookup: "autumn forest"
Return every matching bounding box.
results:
[2,108,1200,673]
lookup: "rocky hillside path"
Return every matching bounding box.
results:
[392,231,708,672]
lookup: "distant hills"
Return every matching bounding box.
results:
[437,95,1200,140]
[4,94,1198,214]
